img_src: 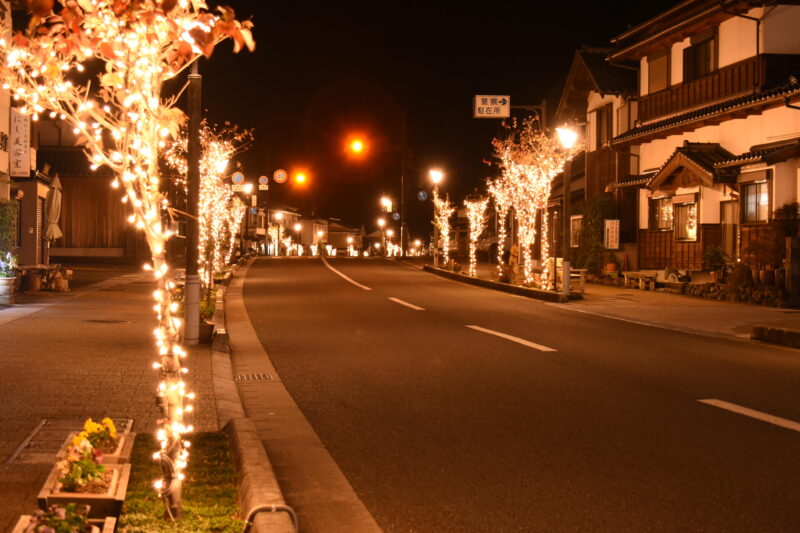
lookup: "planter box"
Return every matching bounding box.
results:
[57,432,136,465]
[38,463,131,519]
[0,276,14,305]
[11,515,116,533]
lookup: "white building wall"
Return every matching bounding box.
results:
[700,185,724,224]
[639,105,800,171]
[638,188,649,229]
[717,8,760,68]
[639,57,648,96]
[763,5,800,55]
[773,159,798,206]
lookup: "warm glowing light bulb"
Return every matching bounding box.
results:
[294,172,307,185]
[350,139,364,153]
[556,127,579,149]
[429,169,444,184]
[377,218,386,228]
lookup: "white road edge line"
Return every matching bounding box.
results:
[388,297,425,311]
[698,399,800,433]
[466,325,557,352]
[321,257,372,291]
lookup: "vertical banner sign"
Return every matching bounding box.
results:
[10,109,30,177]
[604,219,620,250]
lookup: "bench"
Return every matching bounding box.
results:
[622,270,656,291]
[554,266,586,294]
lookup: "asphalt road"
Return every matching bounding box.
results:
[243,257,800,532]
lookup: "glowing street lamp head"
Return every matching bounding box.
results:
[386,229,395,238]
[374,242,381,249]
[377,218,386,228]
[349,138,365,154]
[274,212,284,221]
[317,230,324,237]
[429,169,444,185]
[293,223,302,232]
[347,236,354,244]
[294,172,308,186]
[414,239,422,247]
[380,196,391,208]
[556,127,579,149]
[243,183,254,194]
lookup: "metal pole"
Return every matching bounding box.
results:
[184,60,201,348]
[400,110,407,257]
[561,159,571,296]
[432,184,439,267]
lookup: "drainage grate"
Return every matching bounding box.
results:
[234,373,272,382]
[84,319,133,324]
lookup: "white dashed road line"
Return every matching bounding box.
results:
[388,297,425,311]
[466,325,557,352]
[699,399,800,433]
[321,257,372,291]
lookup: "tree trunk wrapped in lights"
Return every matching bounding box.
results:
[464,190,489,277]
[433,189,456,267]
[0,0,253,519]
[492,117,580,288]
[487,175,512,277]
[164,120,253,298]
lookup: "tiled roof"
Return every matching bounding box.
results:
[713,139,800,169]
[616,172,655,187]
[612,82,800,145]
[579,49,637,97]
[37,146,115,178]
[648,142,735,190]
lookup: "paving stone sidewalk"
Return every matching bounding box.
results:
[0,269,217,531]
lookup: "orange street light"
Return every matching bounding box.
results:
[294,172,308,186]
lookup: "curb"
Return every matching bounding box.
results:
[211,273,296,533]
[422,265,581,303]
[751,325,800,349]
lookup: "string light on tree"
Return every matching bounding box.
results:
[432,190,456,266]
[464,190,489,278]
[487,175,513,277]
[0,1,254,519]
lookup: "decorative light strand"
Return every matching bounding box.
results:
[0,1,254,519]
[464,193,489,277]
[433,190,456,266]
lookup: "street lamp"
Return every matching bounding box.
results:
[377,218,386,256]
[429,169,444,267]
[557,126,579,296]
[380,196,392,212]
[293,223,301,232]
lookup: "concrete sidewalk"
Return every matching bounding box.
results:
[0,270,217,531]
[405,257,800,348]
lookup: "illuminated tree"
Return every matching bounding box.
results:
[433,189,456,266]
[487,174,512,277]
[492,117,580,288]
[164,120,253,297]
[463,191,489,277]
[0,0,253,518]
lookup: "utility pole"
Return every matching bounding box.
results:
[400,110,407,256]
[184,60,201,348]
[561,158,571,296]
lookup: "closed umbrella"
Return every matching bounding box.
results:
[44,175,63,264]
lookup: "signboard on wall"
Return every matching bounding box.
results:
[604,219,620,250]
[10,109,30,177]
[473,95,510,118]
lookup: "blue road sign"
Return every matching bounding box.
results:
[232,172,245,184]
[418,191,428,201]
[249,207,258,215]
[392,212,401,221]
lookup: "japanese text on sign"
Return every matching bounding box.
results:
[10,109,30,177]
[473,95,510,119]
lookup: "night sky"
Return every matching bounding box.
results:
[197,1,678,237]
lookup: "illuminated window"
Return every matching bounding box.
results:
[570,215,582,247]
[674,202,697,241]
[684,31,716,82]
[648,50,670,93]
[741,181,770,224]
[648,197,673,230]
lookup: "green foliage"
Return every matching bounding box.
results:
[200,295,215,321]
[575,195,617,274]
[27,504,93,533]
[58,448,106,492]
[703,245,728,274]
[120,433,243,532]
[0,202,17,276]
[773,202,800,237]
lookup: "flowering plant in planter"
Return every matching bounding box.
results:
[23,503,94,533]
[0,251,17,278]
[74,418,119,455]
[57,438,108,493]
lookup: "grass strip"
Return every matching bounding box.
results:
[119,432,243,532]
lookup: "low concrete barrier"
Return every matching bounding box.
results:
[751,326,800,349]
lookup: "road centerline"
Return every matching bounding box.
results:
[698,399,800,433]
[388,297,425,311]
[321,257,372,291]
[466,325,557,352]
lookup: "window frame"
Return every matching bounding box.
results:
[648,196,673,231]
[739,179,771,225]
[570,215,582,248]
[595,104,613,148]
[673,200,698,242]
[683,29,717,82]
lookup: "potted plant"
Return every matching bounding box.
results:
[0,251,17,304]
[703,245,728,283]
[11,503,116,533]
[0,200,17,304]
[39,436,131,518]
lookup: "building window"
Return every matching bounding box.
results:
[648,50,670,93]
[595,104,613,147]
[674,202,698,241]
[570,215,582,248]
[741,180,770,224]
[648,197,673,230]
[683,31,716,82]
